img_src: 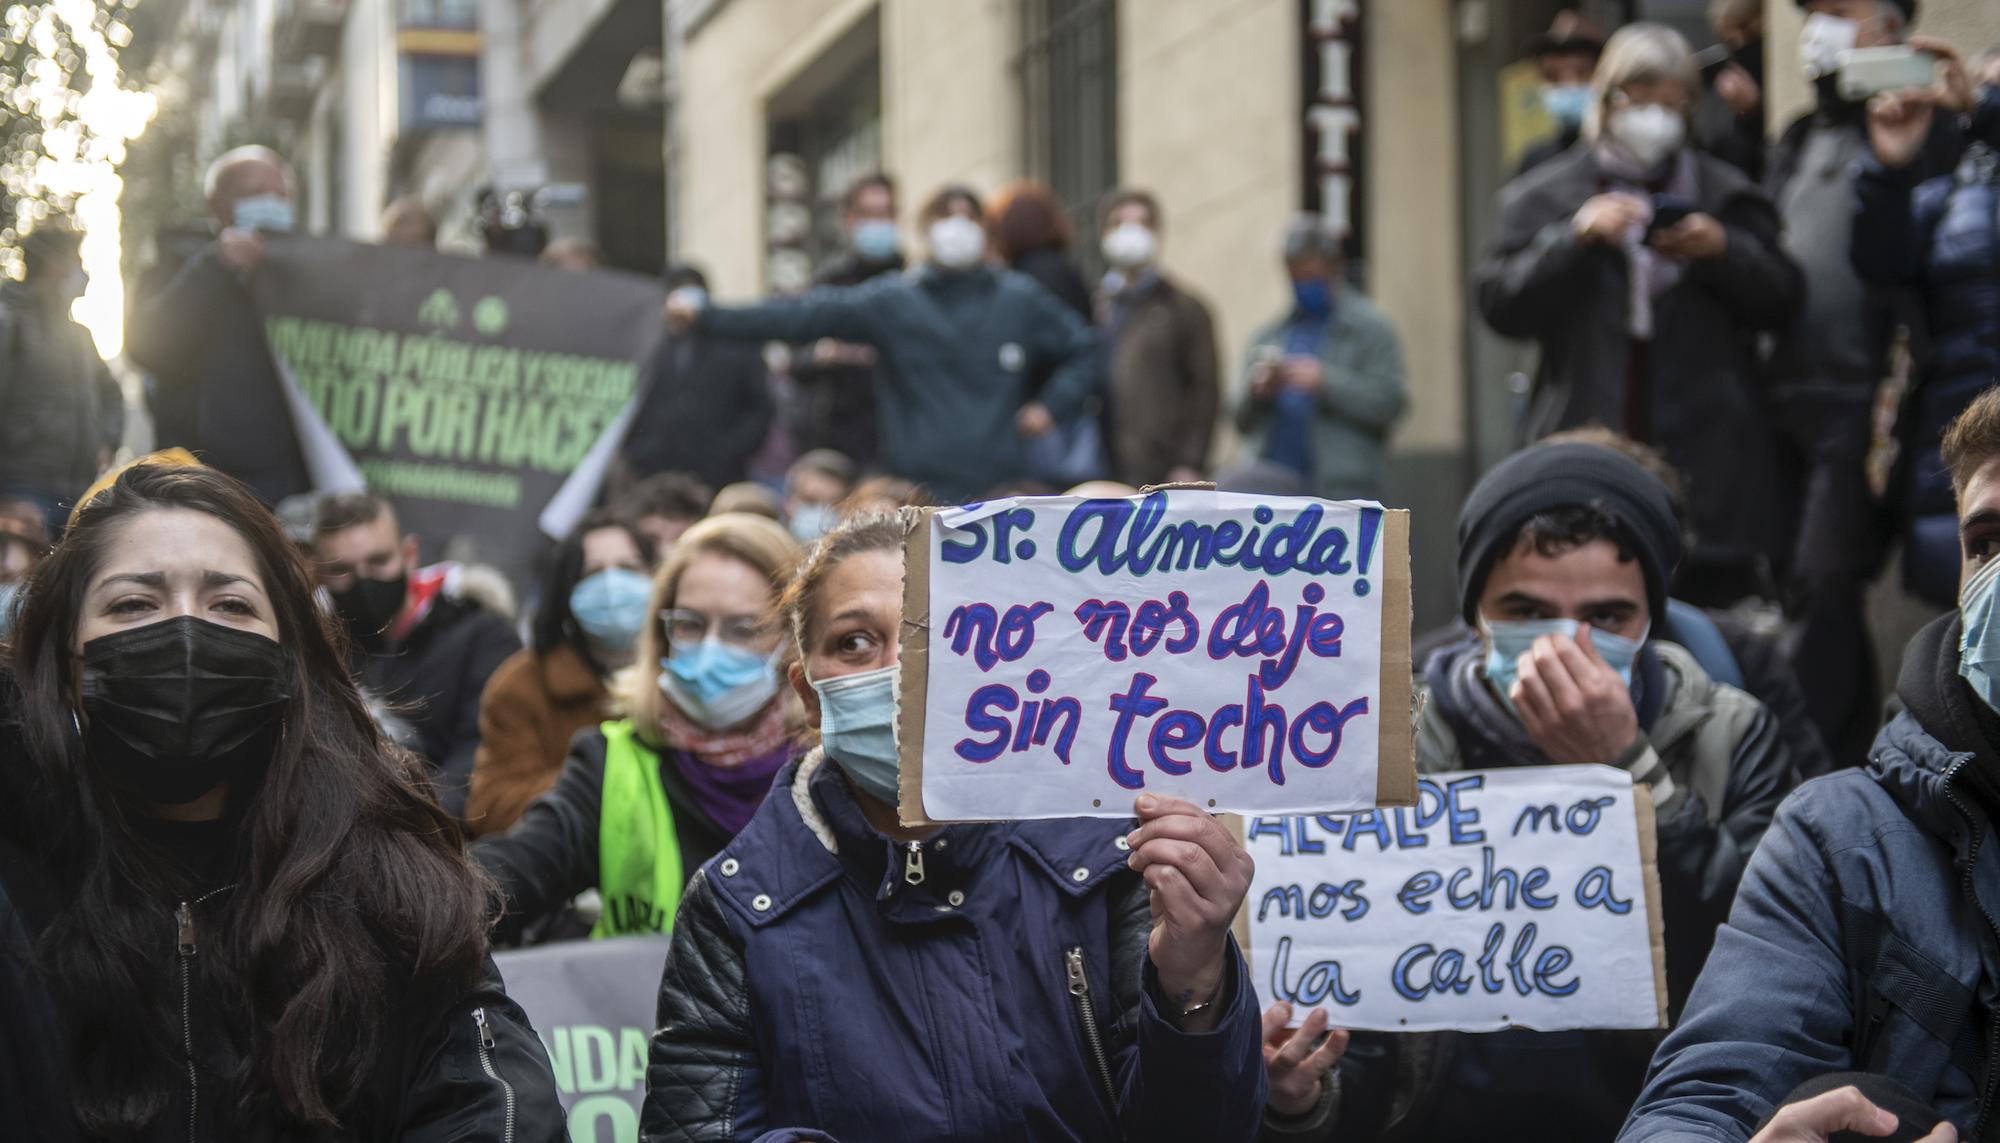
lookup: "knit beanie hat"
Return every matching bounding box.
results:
[1456,443,1682,625]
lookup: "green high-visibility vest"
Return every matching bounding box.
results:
[591,720,685,939]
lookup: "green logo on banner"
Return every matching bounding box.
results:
[473,296,509,337]
[419,289,461,330]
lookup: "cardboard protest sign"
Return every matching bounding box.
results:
[254,236,665,588]
[495,935,672,1142]
[897,490,1414,824]
[1244,765,1667,1033]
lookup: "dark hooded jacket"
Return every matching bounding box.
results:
[1850,89,2000,608]
[1286,635,1794,1143]
[1475,143,1803,573]
[1621,613,2000,1141]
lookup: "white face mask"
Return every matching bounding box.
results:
[1798,12,1860,80]
[927,216,987,270]
[1607,104,1687,169]
[1100,222,1158,269]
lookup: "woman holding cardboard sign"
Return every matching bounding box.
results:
[639,514,1267,1141]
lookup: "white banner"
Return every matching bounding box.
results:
[1245,765,1665,1032]
[899,491,1413,822]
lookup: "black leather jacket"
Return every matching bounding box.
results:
[0,834,567,1142]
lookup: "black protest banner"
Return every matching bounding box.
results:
[254,236,663,587]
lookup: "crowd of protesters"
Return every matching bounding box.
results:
[0,1,1999,1140]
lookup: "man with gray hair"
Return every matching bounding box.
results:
[1229,214,1406,503]
[126,145,309,505]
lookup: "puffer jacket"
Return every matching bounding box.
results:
[640,750,1267,1142]
[1853,88,2000,608]
[1621,612,2000,1141]
[1291,637,1795,1143]
[698,264,1102,501]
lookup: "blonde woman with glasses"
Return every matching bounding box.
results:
[474,512,804,944]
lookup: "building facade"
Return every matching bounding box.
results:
[668,0,1997,627]
[127,0,670,270]
[123,0,2000,624]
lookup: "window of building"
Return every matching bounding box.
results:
[765,10,883,290]
[1017,0,1118,271]
[401,0,478,31]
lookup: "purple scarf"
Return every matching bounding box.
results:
[671,744,791,835]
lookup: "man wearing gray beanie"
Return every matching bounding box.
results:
[1259,440,1798,1143]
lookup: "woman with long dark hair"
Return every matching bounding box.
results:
[0,458,564,1140]
[467,509,655,837]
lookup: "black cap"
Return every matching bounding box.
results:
[1455,443,1683,626]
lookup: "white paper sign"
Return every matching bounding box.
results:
[1245,765,1665,1033]
[907,490,1410,821]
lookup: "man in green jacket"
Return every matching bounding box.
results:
[1232,216,1407,503]
[666,184,1102,502]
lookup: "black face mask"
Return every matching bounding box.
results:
[79,616,292,805]
[331,570,408,644]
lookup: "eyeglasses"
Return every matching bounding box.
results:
[660,608,778,649]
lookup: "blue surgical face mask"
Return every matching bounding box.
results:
[1541,83,1593,129]
[812,663,900,804]
[233,193,295,234]
[1958,557,2000,712]
[1481,617,1647,709]
[660,637,780,729]
[789,503,839,544]
[568,567,653,650]
[1292,278,1333,319]
[852,219,901,262]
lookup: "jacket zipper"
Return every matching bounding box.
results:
[903,841,926,886]
[174,885,233,1143]
[1940,759,2000,1137]
[474,1007,517,1143]
[1065,946,1120,1126]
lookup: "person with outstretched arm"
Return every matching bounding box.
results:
[664,185,1102,503]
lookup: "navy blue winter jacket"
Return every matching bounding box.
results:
[1621,614,2000,1140]
[640,751,1267,1142]
[1853,87,2000,607]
